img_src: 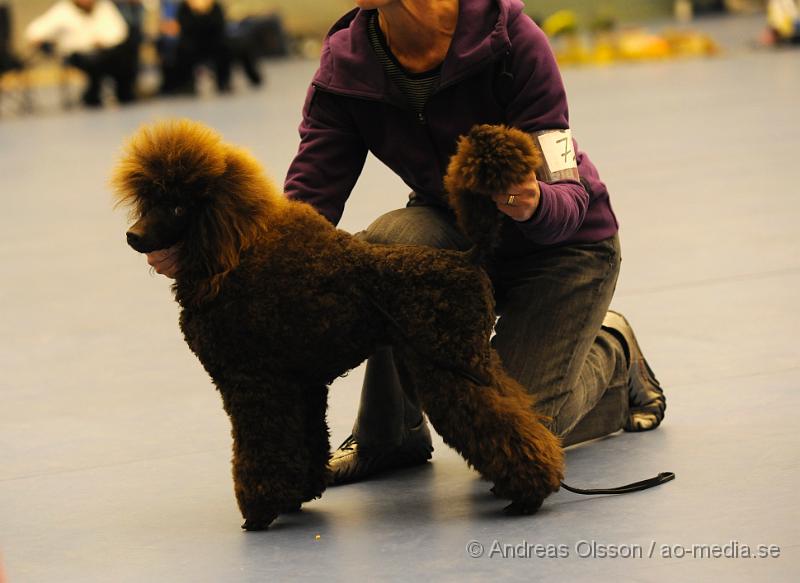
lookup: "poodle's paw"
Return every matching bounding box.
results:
[241,513,278,531]
[503,496,544,516]
[491,455,563,514]
[445,124,542,196]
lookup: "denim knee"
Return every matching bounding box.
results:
[356,206,470,250]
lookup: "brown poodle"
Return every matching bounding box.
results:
[113,119,563,531]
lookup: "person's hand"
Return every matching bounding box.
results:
[146,245,181,279]
[491,172,541,222]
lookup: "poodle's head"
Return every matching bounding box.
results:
[113,119,233,253]
[113,119,281,302]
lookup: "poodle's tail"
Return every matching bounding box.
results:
[444,125,542,264]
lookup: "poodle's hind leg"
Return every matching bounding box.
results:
[218,377,330,530]
[302,383,331,503]
[401,352,565,514]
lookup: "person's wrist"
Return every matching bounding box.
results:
[514,189,541,222]
[510,182,541,222]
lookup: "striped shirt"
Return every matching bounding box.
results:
[367,12,441,115]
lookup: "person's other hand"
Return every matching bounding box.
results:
[146,246,181,279]
[491,172,541,222]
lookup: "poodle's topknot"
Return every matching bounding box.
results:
[444,124,542,197]
[112,119,228,209]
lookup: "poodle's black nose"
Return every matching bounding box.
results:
[126,230,144,251]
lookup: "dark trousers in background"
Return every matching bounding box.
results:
[66,42,136,106]
[227,18,265,87]
[352,199,629,449]
[169,39,231,93]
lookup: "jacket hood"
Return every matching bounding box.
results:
[312,0,525,102]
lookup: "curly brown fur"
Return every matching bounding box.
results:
[444,124,543,263]
[113,120,563,530]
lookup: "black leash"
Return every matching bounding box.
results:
[364,294,676,497]
[561,472,675,496]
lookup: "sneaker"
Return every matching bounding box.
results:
[329,419,434,486]
[602,311,667,432]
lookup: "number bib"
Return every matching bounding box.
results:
[536,129,578,174]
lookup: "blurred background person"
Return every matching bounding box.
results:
[25,0,136,107]
[156,0,182,94]
[224,9,291,90]
[112,1,145,97]
[163,0,231,95]
[1,1,24,74]
[1,1,13,65]
[226,15,264,88]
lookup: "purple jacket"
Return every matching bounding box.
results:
[284,0,618,251]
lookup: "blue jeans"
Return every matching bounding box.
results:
[352,200,629,448]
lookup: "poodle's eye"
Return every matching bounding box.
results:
[173,206,186,217]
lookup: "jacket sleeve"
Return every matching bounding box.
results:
[284,85,369,226]
[504,13,589,245]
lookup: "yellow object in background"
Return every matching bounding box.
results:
[589,34,617,65]
[661,29,721,57]
[556,35,592,66]
[542,10,588,66]
[615,29,672,60]
[541,10,579,37]
[543,9,720,67]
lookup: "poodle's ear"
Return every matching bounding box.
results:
[112,119,229,213]
[178,144,283,305]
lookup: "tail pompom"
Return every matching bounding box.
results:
[445,124,541,196]
[444,124,542,263]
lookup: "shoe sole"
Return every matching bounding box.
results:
[330,441,433,486]
[605,311,667,432]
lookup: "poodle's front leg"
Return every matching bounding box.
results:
[219,378,328,530]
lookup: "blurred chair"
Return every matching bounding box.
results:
[33,41,83,110]
[243,13,289,59]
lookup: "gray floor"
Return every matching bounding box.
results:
[1,16,798,583]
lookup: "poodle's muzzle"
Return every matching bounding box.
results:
[126,205,190,254]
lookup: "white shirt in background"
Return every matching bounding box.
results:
[25,1,128,55]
